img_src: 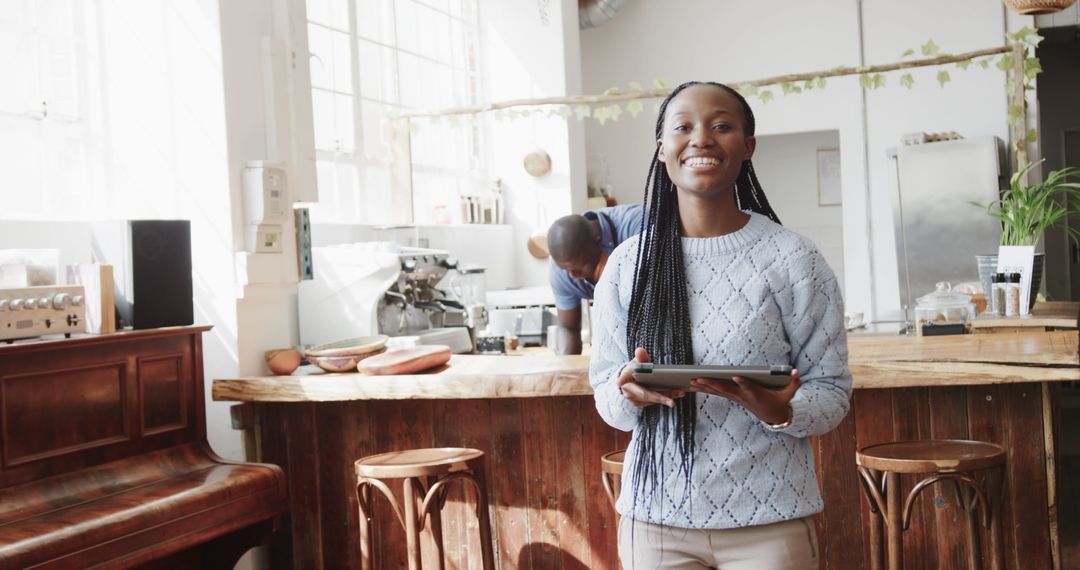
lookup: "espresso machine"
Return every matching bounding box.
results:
[299,244,473,353]
[376,248,465,334]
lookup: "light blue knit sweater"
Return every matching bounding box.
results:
[589,212,852,529]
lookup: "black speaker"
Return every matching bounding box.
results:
[91,220,194,330]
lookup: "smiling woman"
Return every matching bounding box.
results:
[588,81,851,569]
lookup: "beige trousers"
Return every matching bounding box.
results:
[617,516,819,570]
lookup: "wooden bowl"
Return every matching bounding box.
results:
[305,335,389,373]
[307,348,387,373]
[264,348,302,376]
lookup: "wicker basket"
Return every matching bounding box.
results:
[1002,0,1076,15]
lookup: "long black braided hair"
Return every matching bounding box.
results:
[626,81,782,518]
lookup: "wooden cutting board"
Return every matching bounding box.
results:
[358,345,452,375]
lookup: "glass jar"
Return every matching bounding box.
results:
[914,281,976,337]
[451,265,487,307]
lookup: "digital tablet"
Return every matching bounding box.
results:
[630,363,793,391]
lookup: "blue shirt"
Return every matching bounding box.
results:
[549,204,644,310]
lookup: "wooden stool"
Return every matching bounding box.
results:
[856,439,1006,570]
[355,447,494,570]
[601,450,625,511]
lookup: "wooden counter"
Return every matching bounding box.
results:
[213,331,1080,402]
[213,330,1079,569]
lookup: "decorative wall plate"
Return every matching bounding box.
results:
[523,149,552,177]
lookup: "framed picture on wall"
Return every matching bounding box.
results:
[817,148,842,206]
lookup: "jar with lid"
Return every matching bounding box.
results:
[1005,272,1022,317]
[990,273,1007,317]
[914,281,976,337]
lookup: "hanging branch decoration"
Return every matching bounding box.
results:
[395,29,1042,172]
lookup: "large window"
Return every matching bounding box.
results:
[0,0,93,219]
[306,0,483,224]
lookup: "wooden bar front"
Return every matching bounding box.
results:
[216,331,1080,569]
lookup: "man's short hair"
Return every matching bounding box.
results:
[547,214,594,262]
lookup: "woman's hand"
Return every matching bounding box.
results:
[616,348,686,409]
[689,369,801,425]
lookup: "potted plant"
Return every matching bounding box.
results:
[977,159,1080,308]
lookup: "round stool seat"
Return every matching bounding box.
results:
[857,439,1005,474]
[601,450,625,475]
[355,447,484,479]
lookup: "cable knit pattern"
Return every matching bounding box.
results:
[589,212,852,529]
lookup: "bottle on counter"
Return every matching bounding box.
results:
[1005,273,1021,317]
[990,273,1006,317]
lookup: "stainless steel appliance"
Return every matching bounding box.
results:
[376,248,467,336]
[484,286,558,347]
[0,285,86,341]
[888,136,1005,321]
[298,245,473,353]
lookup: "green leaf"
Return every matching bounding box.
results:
[978,58,991,69]
[781,81,794,94]
[573,105,590,120]
[603,86,621,96]
[900,73,915,89]
[873,74,886,89]
[594,106,609,125]
[816,77,827,89]
[626,100,644,118]
[607,104,623,122]
[937,70,951,87]
[803,79,816,90]
[921,39,940,56]
[996,55,1015,71]
[1026,129,1038,143]
[859,74,872,89]
[1025,57,1043,81]
[653,77,668,89]
[901,48,915,58]
[759,90,774,103]
[737,83,758,97]
[628,81,643,91]
[1008,104,1024,122]
[957,59,972,70]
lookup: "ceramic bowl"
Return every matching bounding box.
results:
[265,348,302,375]
[305,335,389,373]
[307,348,387,373]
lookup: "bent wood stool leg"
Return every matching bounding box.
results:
[471,458,496,570]
[354,448,491,570]
[955,479,983,570]
[856,466,886,570]
[857,440,1007,570]
[423,476,446,570]
[357,477,408,570]
[601,449,626,530]
[356,482,375,570]
[885,472,903,570]
[403,476,424,570]
[412,461,493,569]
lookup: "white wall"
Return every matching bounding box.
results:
[311,222,517,292]
[478,0,586,288]
[580,0,1030,321]
[754,130,845,291]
